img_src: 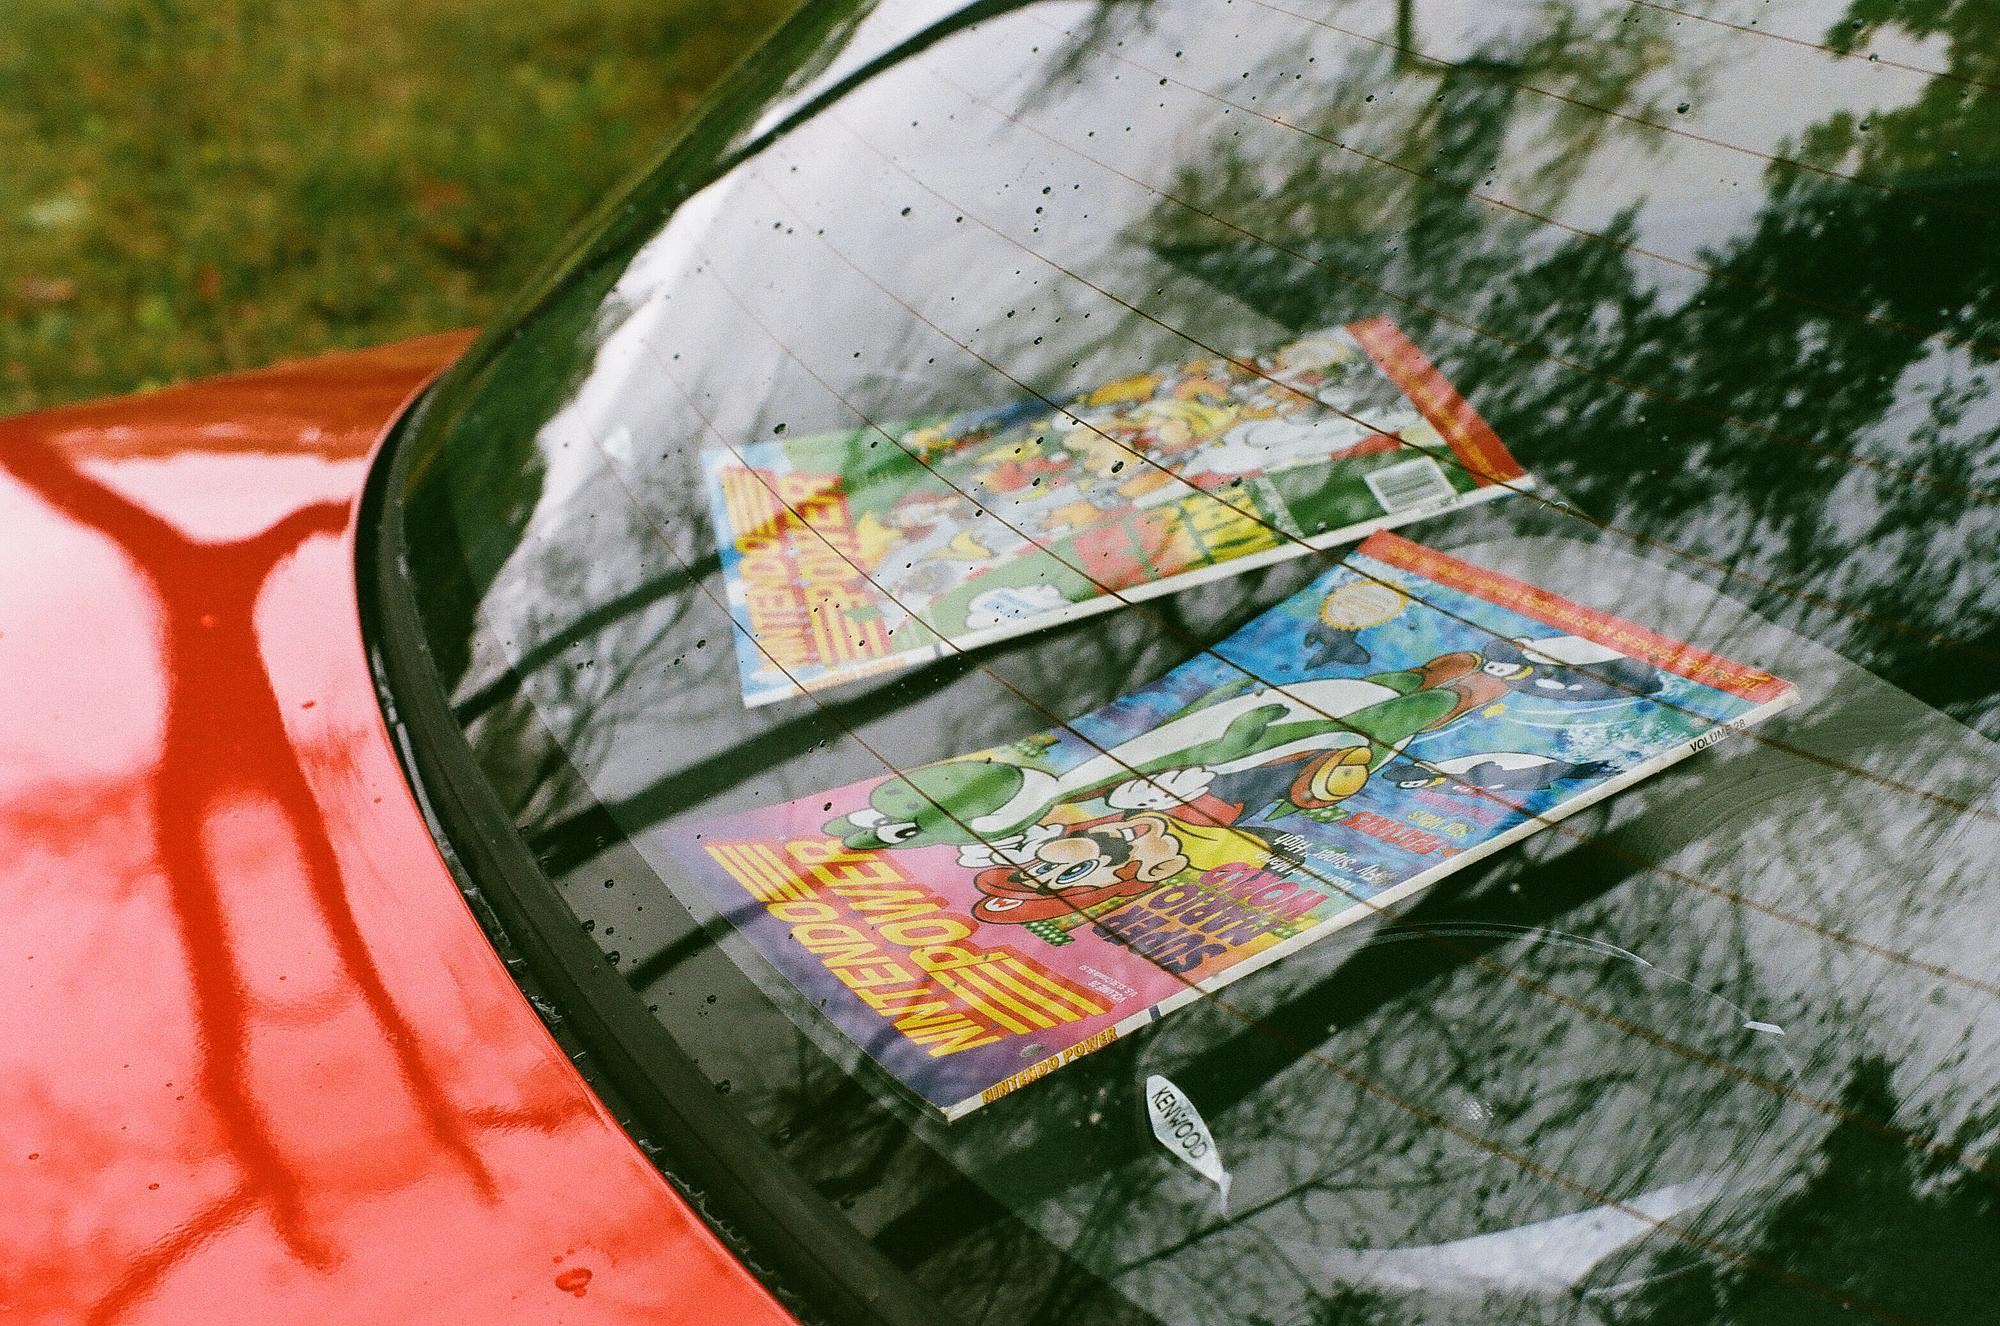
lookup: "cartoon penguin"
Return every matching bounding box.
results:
[1478,635,1663,703]
[1379,752,1615,793]
[1303,619,1371,669]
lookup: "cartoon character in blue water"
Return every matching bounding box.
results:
[1473,635,1663,702]
[1379,752,1615,794]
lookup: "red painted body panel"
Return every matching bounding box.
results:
[0,337,795,1326]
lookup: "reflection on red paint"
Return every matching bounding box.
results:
[0,338,792,1326]
[6,433,485,1273]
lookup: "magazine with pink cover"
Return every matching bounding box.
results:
[669,532,1796,1120]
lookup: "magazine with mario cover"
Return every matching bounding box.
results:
[703,317,1529,706]
[668,533,1797,1121]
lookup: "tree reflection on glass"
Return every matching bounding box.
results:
[390,1,2000,1323]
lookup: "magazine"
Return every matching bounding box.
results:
[704,318,1529,705]
[671,532,1797,1120]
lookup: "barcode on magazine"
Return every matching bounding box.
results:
[1364,456,1456,513]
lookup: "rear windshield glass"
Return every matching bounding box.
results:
[385,2,2000,1323]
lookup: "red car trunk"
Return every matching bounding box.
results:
[0,334,794,1326]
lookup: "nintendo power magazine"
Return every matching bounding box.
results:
[704,318,1529,706]
[669,532,1798,1121]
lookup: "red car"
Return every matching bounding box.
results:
[8,3,1996,1324]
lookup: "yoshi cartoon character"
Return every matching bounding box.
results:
[826,658,1480,867]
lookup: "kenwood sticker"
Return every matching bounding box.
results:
[1146,1074,1232,1214]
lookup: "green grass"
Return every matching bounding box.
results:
[0,0,797,415]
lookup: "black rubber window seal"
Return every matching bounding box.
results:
[356,380,942,1326]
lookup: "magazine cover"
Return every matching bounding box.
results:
[669,532,1798,1121]
[705,318,1530,705]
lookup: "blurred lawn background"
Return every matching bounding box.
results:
[0,0,797,416]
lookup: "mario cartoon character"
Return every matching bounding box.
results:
[968,814,1188,925]
[968,785,1280,926]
